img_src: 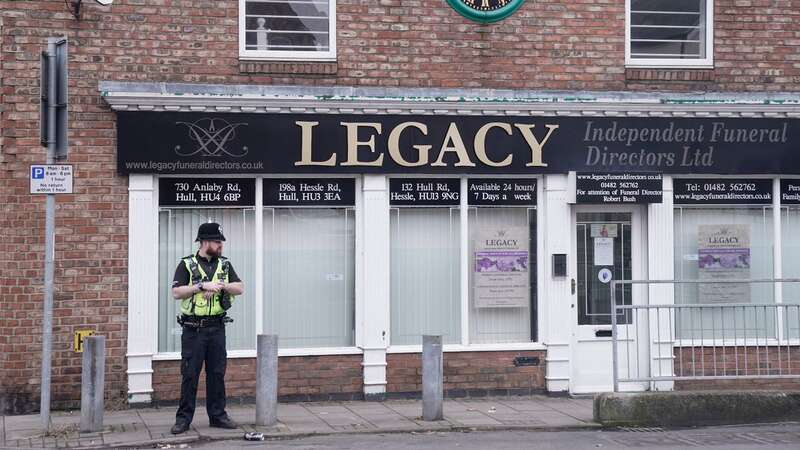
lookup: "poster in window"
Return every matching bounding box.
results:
[590,223,618,238]
[594,237,614,266]
[697,224,751,303]
[474,227,529,308]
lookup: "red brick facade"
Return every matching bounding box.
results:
[3,0,800,413]
[387,351,546,397]
[152,355,363,404]
[674,346,800,391]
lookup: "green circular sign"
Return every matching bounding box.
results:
[445,0,526,24]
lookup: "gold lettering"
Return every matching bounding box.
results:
[340,122,384,166]
[294,121,336,166]
[388,122,431,167]
[431,123,476,167]
[514,123,558,167]
[474,122,513,167]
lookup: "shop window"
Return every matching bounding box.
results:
[781,207,800,340]
[158,208,257,352]
[627,0,713,67]
[390,207,461,345]
[263,208,355,348]
[673,207,775,339]
[239,0,336,60]
[468,207,536,343]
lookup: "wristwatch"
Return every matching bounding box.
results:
[195,282,204,292]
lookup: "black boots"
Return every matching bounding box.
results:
[170,421,190,434]
[209,415,237,429]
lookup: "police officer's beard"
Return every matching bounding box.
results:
[206,247,222,258]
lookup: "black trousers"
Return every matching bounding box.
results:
[176,325,227,424]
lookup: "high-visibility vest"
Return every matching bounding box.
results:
[180,255,233,316]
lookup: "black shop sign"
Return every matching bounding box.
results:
[118,111,800,175]
[159,178,255,207]
[390,178,460,206]
[468,179,537,206]
[263,178,355,207]
[673,178,773,205]
[576,173,663,204]
[780,179,800,204]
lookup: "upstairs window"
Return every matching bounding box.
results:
[239,0,336,60]
[626,0,713,67]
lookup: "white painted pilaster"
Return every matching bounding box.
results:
[542,174,572,393]
[459,178,469,346]
[648,176,674,391]
[127,174,158,404]
[359,175,390,398]
[773,178,783,340]
[255,178,264,336]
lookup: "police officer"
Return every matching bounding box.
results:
[170,222,244,435]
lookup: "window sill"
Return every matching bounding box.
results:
[626,68,715,82]
[239,60,338,75]
[387,343,547,354]
[152,347,363,360]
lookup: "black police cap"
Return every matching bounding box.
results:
[195,222,226,242]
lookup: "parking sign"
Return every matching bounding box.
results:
[30,164,73,194]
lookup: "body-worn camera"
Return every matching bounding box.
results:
[220,291,233,311]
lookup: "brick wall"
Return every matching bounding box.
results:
[674,346,800,391]
[387,351,546,397]
[3,0,800,412]
[152,355,363,404]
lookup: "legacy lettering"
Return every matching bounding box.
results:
[295,121,558,168]
[485,239,518,246]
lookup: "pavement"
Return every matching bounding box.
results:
[196,423,800,450]
[0,396,596,449]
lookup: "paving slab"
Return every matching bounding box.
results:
[146,423,201,441]
[101,430,149,445]
[342,403,421,430]
[274,409,335,434]
[456,400,520,415]
[497,398,560,410]
[303,404,376,431]
[94,411,143,427]
[197,425,246,439]
[530,411,592,427]
[445,411,505,427]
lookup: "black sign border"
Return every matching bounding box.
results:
[389,177,461,207]
[575,172,664,205]
[780,178,800,205]
[467,178,538,207]
[158,177,256,207]
[673,178,773,205]
[262,177,356,207]
[118,111,800,176]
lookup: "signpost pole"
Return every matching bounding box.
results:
[39,38,58,432]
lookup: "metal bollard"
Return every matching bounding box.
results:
[422,335,443,421]
[80,336,105,433]
[256,334,279,427]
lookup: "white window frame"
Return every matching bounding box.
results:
[672,176,792,347]
[386,175,544,352]
[142,173,545,358]
[153,174,360,360]
[238,0,337,61]
[625,0,714,69]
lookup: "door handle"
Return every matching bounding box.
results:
[571,278,576,295]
